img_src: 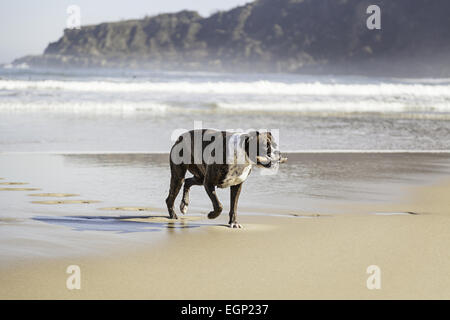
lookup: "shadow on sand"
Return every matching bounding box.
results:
[32,215,217,233]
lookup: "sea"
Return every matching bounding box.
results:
[1,65,450,152]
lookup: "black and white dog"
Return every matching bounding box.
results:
[165,129,287,228]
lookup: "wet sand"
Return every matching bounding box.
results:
[0,152,450,299]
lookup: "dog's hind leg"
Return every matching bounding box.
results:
[180,176,203,214]
[166,164,187,219]
[205,183,223,219]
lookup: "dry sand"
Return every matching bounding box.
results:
[1,179,449,300]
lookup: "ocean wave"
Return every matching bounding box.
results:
[216,101,450,114]
[1,77,450,116]
[0,101,171,114]
[1,79,450,98]
[1,63,29,70]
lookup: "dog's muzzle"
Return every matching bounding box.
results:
[256,152,288,168]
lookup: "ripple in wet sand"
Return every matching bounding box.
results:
[28,193,80,198]
[289,212,323,218]
[0,182,29,185]
[98,207,160,212]
[371,211,418,216]
[31,200,100,205]
[0,188,41,191]
[0,217,24,223]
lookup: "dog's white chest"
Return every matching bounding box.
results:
[219,133,252,188]
[220,165,252,188]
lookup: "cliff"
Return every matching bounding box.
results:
[13,0,450,76]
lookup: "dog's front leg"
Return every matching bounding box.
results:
[229,183,243,228]
[180,176,203,214]
[204,183,223,219]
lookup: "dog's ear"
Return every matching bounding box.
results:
[244,133,251,155]
[244,131,259,162]
[265,132,273,149]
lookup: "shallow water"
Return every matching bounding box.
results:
[1,67,450,264]
[1,152,449,264]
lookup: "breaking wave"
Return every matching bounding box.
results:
[1,79,450,98]
[1,78,450,116]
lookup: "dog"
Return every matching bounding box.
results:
[165,129,287,228]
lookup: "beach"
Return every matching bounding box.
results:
[1,68,450,300]
[2,0,450,302]
[1,152,450,299]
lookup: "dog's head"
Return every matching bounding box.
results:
[245,131,287,168]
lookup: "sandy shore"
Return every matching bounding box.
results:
[1,177,449,300]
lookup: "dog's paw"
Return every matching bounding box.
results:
[229,222,243,229]
[169,214,178,220]
[180,201,188,214]
[207,210,222,219]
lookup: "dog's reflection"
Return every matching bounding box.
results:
[33,215,207,234]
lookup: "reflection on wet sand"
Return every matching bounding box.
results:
[33,215,209,234]
[1,152,450,265]
[64,153,168,168]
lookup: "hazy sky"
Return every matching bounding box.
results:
[0,0,250,63]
